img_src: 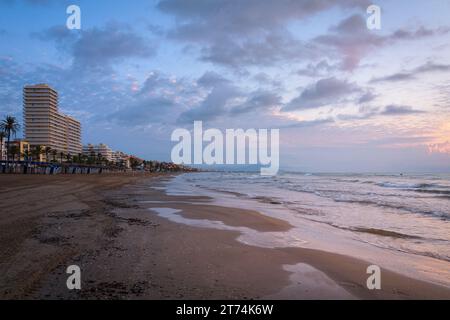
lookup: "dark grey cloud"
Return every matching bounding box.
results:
[380,105,426,115]
[337,105,380,121]
[158,0,368,37]
[109,96,177,126]
[158,1,447,71]
[197,71,230,88]
[338,104,425,121]
[32,25,72,42]
[358,91,377,104]
[283,118,335,128]
[178,71,282,123]
[35,23,157,73]
[230,91,281,115]
[138,71,188,97]
[390,26,449,41]
[371,62,450,83]
[73,24,156,71]
[314,15,448,71]
[104,71,201,128]
[0,0,65,6]
[178,83,240,123]
[371,72,415,83]
[252,72,282,88]
[415,62,450,73]
[157,0,369,68]
[199,31,313,68]
[297,60,338,77]
[283,77,361,111]
[313,14,384,70]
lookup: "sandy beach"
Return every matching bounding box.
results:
[0,173,449,300]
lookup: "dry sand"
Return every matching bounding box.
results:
[0,174,449,300]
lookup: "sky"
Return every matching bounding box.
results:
[0,0,449,172]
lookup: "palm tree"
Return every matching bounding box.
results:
[97,153,103,165]
[59,151,64,164]
[0,116,20,164]
[23,149,31,162]
[51,149,57,162]
[89,151,96,164]
[9,145,20,163]
[66,153,72,164]
[44,146,52,163]
[77,153,82,164]
[0,131,5,161]
[33,145,44,162]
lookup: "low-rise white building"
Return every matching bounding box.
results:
[82,143,113,162]
[112,150,130,169]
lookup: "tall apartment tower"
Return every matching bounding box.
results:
[23,84,82,155]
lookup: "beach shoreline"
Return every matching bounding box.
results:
[0,173,449,300]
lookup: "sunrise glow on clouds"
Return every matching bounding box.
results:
[0,0,449,171]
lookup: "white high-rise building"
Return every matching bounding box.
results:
[23,84,82,155]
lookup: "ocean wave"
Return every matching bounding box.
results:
[376,182,438,189]
[349,227,421,239]
[410,189,450,196]
[333,198,449,220]
[357,239,450,263]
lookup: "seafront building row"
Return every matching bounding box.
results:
[0,84,134,168]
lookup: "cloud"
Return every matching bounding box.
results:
[157,0,368,68]
[336,105,379,121]
[252,72,282,88]
[178,72,282,122]
[0,0,60,6]
[313,15,384,70]
[358,91,377,104]
[197,71,230,88]
[338,104,425,120]
[178,82,241,123]
[297,60,338,77]
[371,72,415,83]
[415,62,450,73]
[158,0,368,37]
[283,77,361,111]
[230,91,281,115]
[380,105,425,115]
[390,26,449,41]
[199,31,314,68]
[314,15,449,71]
[283,118,335,128]
[109,96,177,126]
[371,62,450,83]
[428,141,450,155]
[35,23,157,73]
[138,71,187,97]
[158,2,448,72]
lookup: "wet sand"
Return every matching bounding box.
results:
[0,174,449,299]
